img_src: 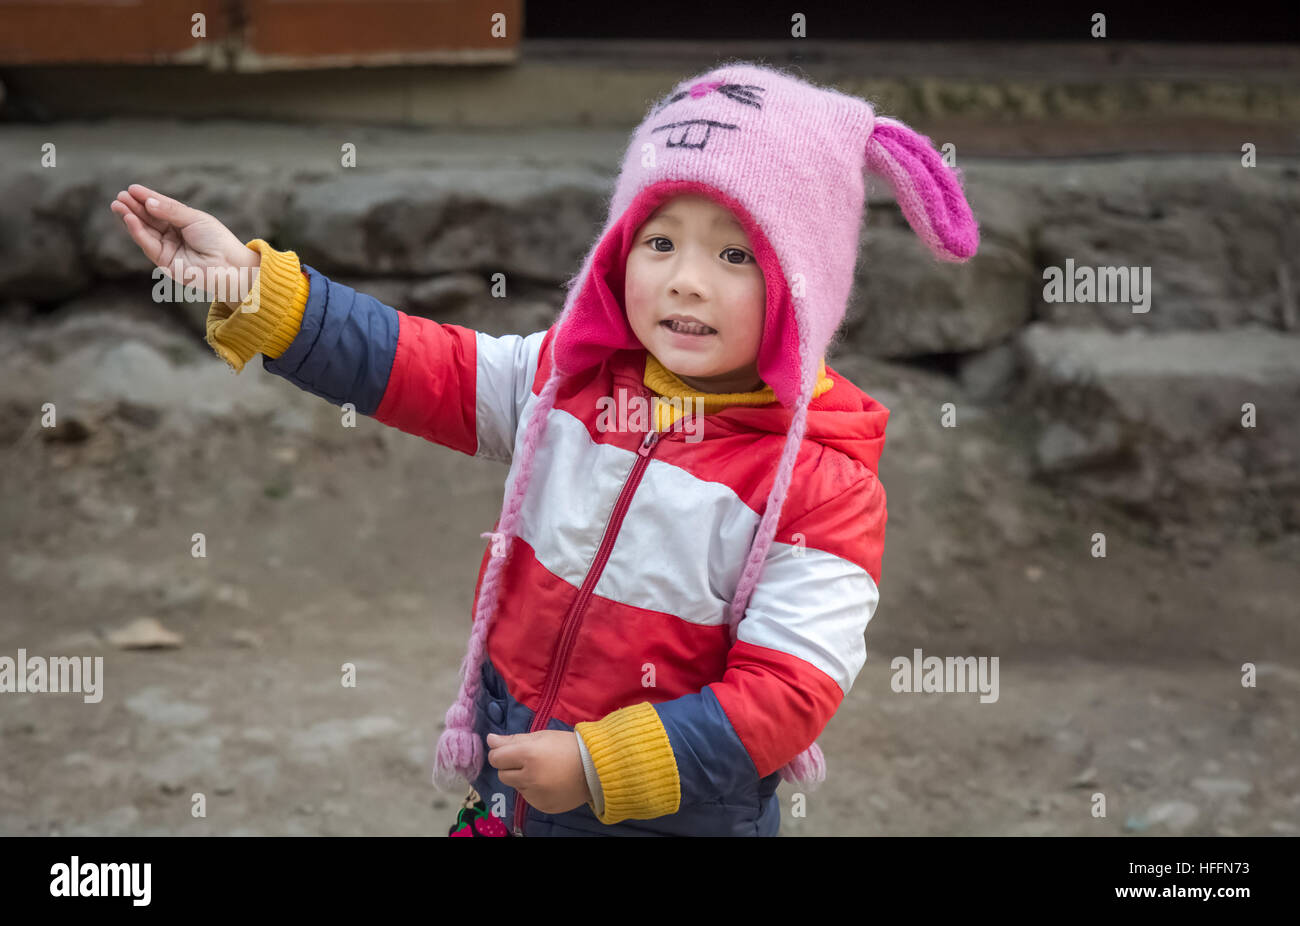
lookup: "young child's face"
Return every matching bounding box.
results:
[624,194,766,393]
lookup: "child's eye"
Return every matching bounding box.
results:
[646,237,750,264]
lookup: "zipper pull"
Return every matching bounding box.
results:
[638,429,661,456]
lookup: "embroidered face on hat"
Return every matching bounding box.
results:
[646,78,767,150]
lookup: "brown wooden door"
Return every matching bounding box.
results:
[0,0,520,68]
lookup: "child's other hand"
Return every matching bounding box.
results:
[109,184,261,310]
[486,731,592,816]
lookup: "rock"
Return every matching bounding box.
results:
[986,501,1037,547]
[1021,795,1048,816]
[1190,778,1252,800]
[215,584,252,611]
[74,495,137,529]
[1019,323,1300,444]
[107,617,184,649]
[1122,815,1149,833]
[1032,161,1300,333]
[0,169,95,301]
[1254,662,1300,688]
[958,341,1021,401]
[1052,728,1087,754]
[113,399,162,430]
[155,575,208,610]
[408,272,490,315]
[1034,419,1124,472]
[289,716,402,754]
[227,629,262,648]
[38,413,94,444]
[849,227,1034,358]
[0,311,312,437]
[137,734,223,791]
[1069,767,1098,788]
[1144,800,1200,834]
[238,757,280,790]
[64,806,141,837]
[124,687,210,726]
[279,167,609,279]
[0,298,36,322]
[46,631,102,650]
[1018,323,1300,535]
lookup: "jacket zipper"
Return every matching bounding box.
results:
[511,424,663,836]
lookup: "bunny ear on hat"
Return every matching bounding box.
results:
[864,116,979,262]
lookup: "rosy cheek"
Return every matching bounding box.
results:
[624,268,655,323]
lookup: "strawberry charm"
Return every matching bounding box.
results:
[472,812,509,836]
[448,789,512,837]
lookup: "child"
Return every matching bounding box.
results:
[110,60,978,837]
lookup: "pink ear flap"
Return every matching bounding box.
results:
[865,116,979,262]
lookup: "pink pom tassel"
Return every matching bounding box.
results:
[778,743,827,790]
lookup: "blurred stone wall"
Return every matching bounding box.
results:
[2,42,1297,541]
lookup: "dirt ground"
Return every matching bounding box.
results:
[1,309,1297,836]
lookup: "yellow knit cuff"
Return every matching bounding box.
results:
[574,701,680,825]
[204,238,309,373]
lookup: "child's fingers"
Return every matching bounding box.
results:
[125,183,167,211]
[115,188,168,235]
[128,183,204,229]
[485,739,526,771]
[113,206,164,267]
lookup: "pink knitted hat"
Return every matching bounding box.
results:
[433,61,979,795]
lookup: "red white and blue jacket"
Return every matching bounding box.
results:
[207,239,890,836]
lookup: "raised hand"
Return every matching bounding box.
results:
[109,183,261,309]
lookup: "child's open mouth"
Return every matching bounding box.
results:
[661,319,717,336]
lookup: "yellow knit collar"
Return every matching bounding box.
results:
[643,353,834,427]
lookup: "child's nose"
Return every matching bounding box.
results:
[667,258,710,298]
[669,278,705,298]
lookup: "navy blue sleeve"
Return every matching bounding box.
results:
[653,687,762,804]
[261,263,399,416]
